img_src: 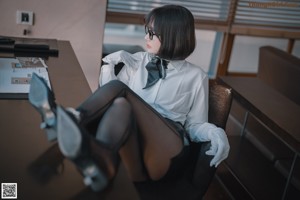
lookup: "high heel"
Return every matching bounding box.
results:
[29,73,57,141]
[56,106,116,192]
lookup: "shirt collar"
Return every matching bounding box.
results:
[168,60,185,72]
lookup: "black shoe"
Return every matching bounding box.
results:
[29,73,57,141]
[56,106,109,192]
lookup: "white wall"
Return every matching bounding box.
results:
[228,36,300,73]
[0,0,107,92]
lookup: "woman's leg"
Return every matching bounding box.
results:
[76,80,185,181]
[56,96,147,192]
[95,97,148,182]
[30,75,187,184]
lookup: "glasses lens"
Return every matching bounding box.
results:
[145,26,154,40]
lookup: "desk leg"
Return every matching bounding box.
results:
[281,153,298,200]
[240,111,249,138]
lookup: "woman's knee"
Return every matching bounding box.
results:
[112,97,132,114]
[113,97,129,106]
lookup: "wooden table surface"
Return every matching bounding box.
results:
[0,40,139,200]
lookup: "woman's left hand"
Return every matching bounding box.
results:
[205,127,230,167]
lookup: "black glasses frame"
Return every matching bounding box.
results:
[145,26,160,40]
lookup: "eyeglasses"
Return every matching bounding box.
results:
[145,26,160,40]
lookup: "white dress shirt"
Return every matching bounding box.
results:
[99,50,213,142]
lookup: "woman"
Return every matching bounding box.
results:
[29,4,229,193]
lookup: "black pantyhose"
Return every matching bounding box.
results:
[76,80,185,181]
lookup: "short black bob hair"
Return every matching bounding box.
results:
[145,5,196,60]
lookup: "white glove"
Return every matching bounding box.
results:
[102,50,138,67]
[195,122,230,167]
[206,127,230,167]
[100,50,135,86]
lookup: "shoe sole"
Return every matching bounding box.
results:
[29,73,56,141]
[57,106,81,159]
[57,106,108,191]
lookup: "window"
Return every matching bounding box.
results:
[106,0,300,38]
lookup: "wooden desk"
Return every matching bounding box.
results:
[219,77,300,152]
[0,41,139,200]
[219,76,300,199]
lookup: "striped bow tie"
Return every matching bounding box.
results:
[143,56,169,89]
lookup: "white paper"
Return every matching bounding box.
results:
[0,57,51,94]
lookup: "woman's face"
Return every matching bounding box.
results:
[144,26,161,55]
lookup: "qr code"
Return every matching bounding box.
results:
[1,183,17,199]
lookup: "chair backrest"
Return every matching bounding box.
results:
[208,83,233,129]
